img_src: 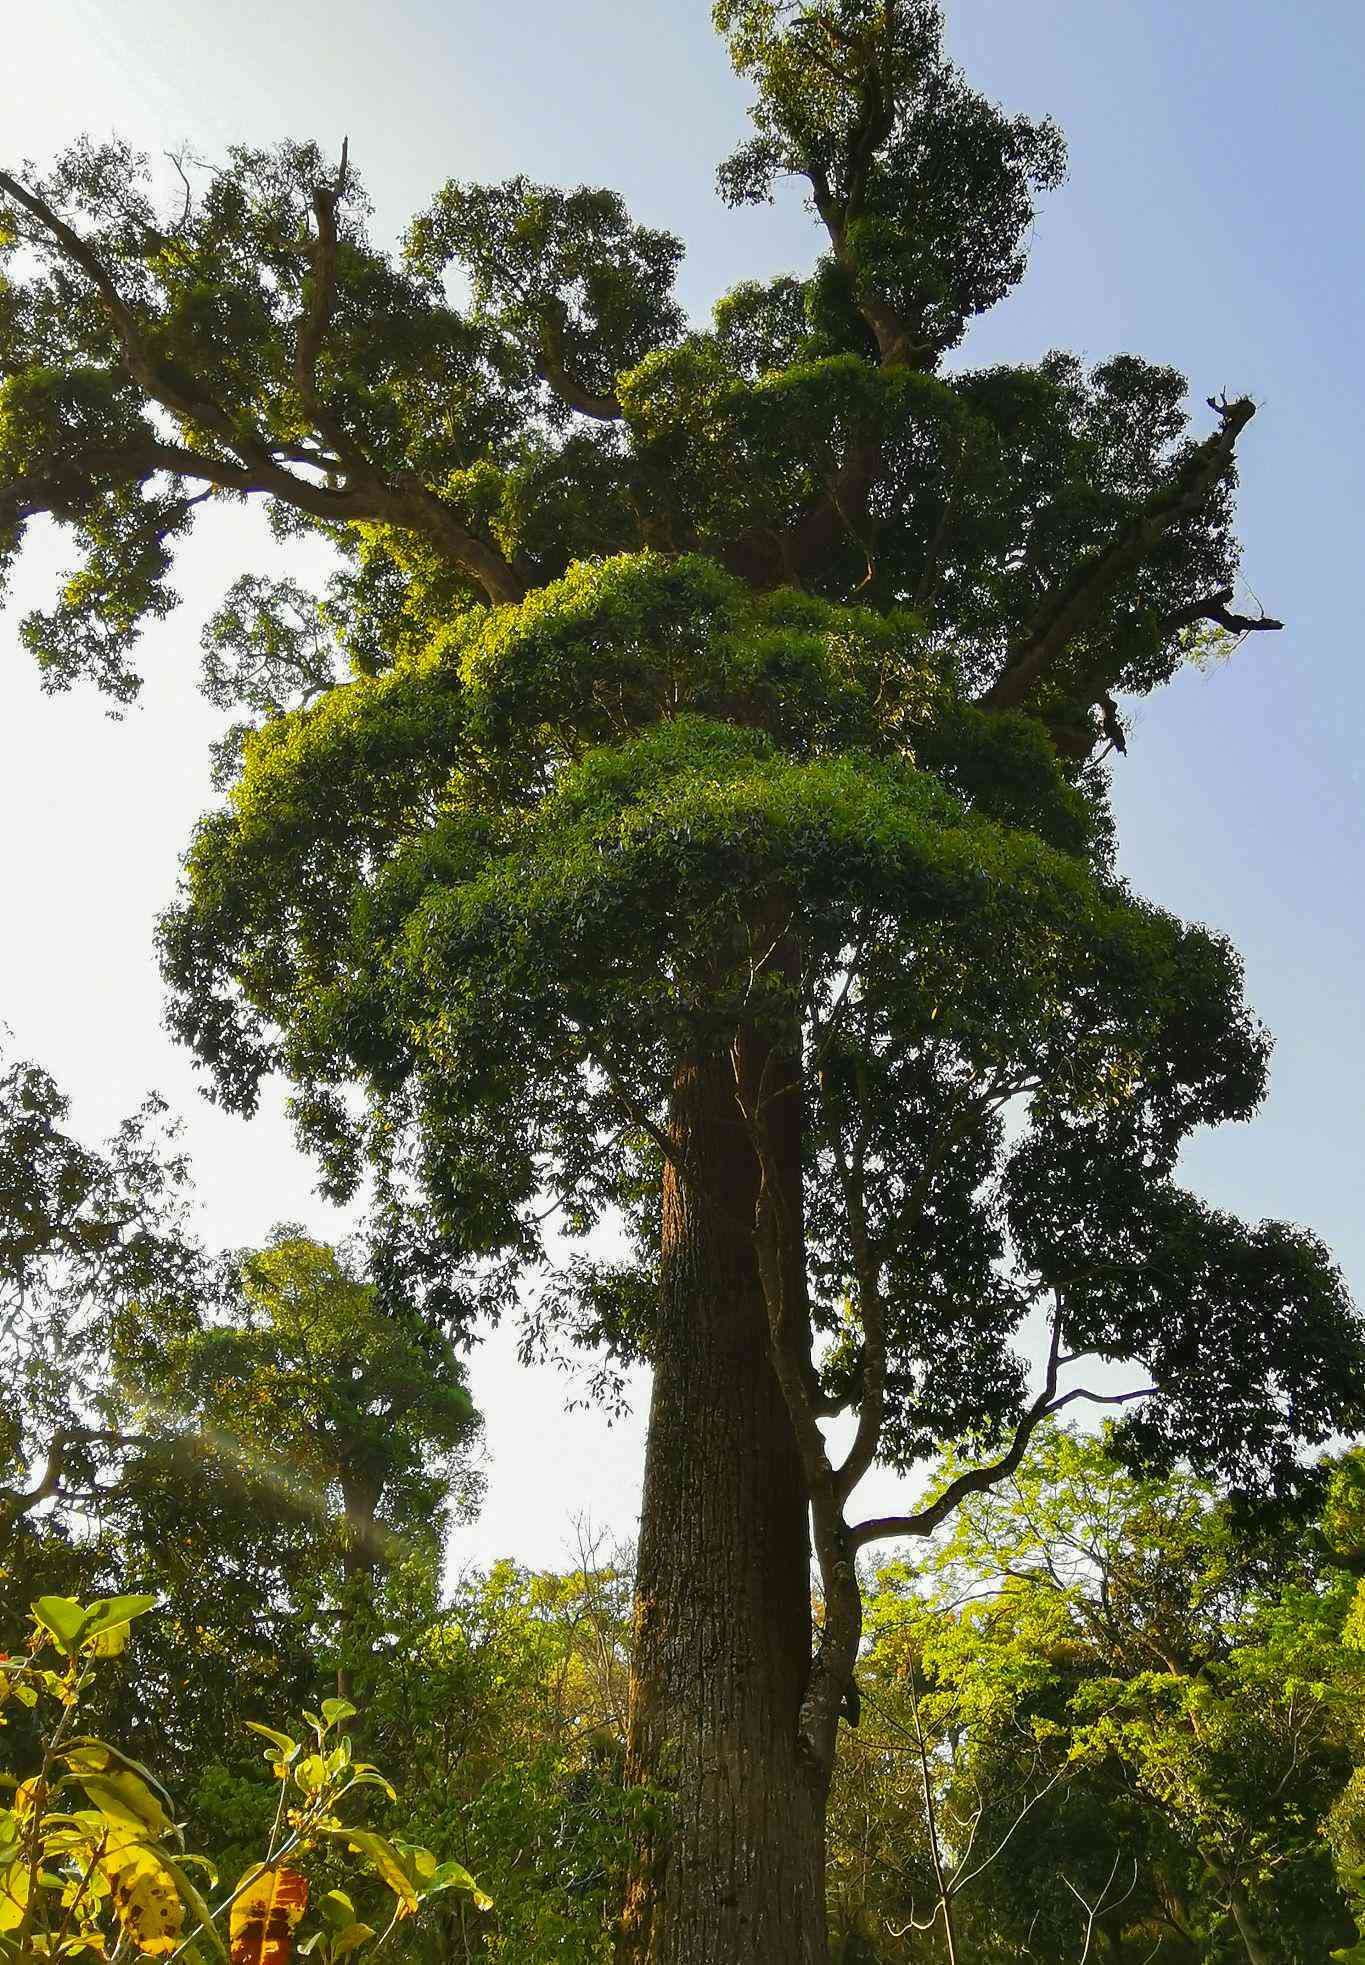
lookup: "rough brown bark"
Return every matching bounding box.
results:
[618,1050,829,1965]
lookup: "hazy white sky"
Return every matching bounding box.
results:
[4,0,1363,1569]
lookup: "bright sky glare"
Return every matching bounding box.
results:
[3,0,1363,1570]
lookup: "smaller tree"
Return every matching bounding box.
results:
[0,1044,198,1566]
[841,1427,1363,1963]
[357,1542,646,1963]
[116,1229,482,1709]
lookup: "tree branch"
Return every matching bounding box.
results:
[982,396,1260,713]
[735,1034,862,1782]
[0,1427,143,1523]
[828,1120,886,1507]
[851,1307,1066,1549]
[1157,584,1284,638]
[0,167,274,469]
[798,2,934,372]
[0,167,528,609]
[292,138,369,475]
[536,309,622,421]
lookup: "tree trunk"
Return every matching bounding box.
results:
[1226,1880,1273,1965]
[338,1467,381,1709]
[618,1050,828,1964]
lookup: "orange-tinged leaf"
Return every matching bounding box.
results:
[230,1865,308,1965]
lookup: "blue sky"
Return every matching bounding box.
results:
[3,0,1362,1563]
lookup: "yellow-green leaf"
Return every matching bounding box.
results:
[0,1859,31,1933]
[99,1842,183,1957]
[33,1597,88,1653]
[77,1598,157,1647]
[329,1922,374,1959]
[61,1746,174,1840]
[428,1860,492,1912]
[316,1830,416,1916]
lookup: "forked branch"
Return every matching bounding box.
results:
[983,396,1261,713]
[0,164,529,608]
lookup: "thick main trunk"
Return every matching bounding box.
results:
[619,1052,828,1965]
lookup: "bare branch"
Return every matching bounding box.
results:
[1157,584,1284,639]
[1061,1852,1138,1964]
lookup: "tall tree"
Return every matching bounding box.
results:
[3,5,1362,1959]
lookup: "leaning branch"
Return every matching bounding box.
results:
[982,396,1260,713]
[850,1369,1158,1551]
[850,1308,1065,1550]
[0,168,272,469]
[536,312,622,421]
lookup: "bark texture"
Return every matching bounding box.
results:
[619,1050,828,1965]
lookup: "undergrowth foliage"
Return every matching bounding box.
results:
[0,1595,489,1965]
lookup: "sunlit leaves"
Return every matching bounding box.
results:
[408,177,684,418]
[0,1595,490,1965]
[32,1597,158,1659]
[843,1426,1365,1955]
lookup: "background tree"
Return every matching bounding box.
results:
[117,1227,482,1709]
[834,1426,1364,1961]
[0,1044,484,1886]
[371,1545,644,1963]
[0,1039,198,1600]
[3,2,1362,1959]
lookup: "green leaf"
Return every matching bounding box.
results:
[329,1923,375,1959]
[426,1860,491,1912]
[315,1830,416,1914]
[244,1722,299,1761]
[33,1596,89,1652]
[77,1596,158,1644]
[316,1891,356,1931]
[319,1699,356,1729]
